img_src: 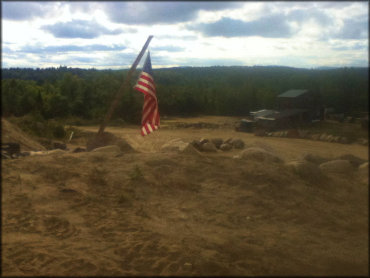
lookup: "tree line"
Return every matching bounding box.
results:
[2,66,368,124]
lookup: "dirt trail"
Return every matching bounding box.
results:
[2,116,368,276]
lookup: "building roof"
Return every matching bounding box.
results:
[278,89,309,98]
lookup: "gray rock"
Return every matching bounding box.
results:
[302,153,330,165]
[201,141,218,152]
[286,160,323,181]
[179,143,202,155]
[231,139,245,149]
[211,138,223,149]
[220,143,232,151]
[190,139,202,151]
[339,137,349,144]
[335,154,366,168]
[199,138,209,145]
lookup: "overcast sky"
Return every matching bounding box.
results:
[1,1,369,69]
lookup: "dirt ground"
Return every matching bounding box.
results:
[2,116,369,276]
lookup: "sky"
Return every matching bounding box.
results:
[1,1,369,69]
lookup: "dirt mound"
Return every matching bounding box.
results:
[237,147,282,163]
[2,118,368,276]
[286,160,324,183]
[319,159,354,174]
[1,118,46,151]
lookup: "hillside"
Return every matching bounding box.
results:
[2,116,368,276]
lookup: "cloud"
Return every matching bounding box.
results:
[287,8,331,26]
[17,44,126,54]
[42,20,123,39]
[334,17,368,40]
[152,46,185,52]
[103,2,242,25]
[191,16,294,38]
[331,42,368,51]
[2,2,58,21]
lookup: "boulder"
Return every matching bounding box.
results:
[287,129,299,138]
[161,139,188,152]
[311,134,320,140]
[319,133,328,141]
[211,138,224,149]
[201,141,218,152]
[179,143,202,155]
[190,139,202,151]
[286,160,323,181]
[238,147,282,163]
[199,138,209,145]
[335,154,366,168]
[319,159,354,174]
[302,153,330,165]
[339,137,349,144]
[231,139,245,149]
[220,143,232,151]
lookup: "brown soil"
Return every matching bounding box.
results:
[2,118,46,151]
[2,116,368,276]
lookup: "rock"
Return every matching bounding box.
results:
[73,147,86,153]
[319,159,354,174]
[161,139,187,152]
[220,143,232,151]
[286,160,323,181]
[287,129,299,138]
[356,138,368,146]
[333,136,341,143]
[319,133,328,141]
[302,153,330,165]
[225,138,233,144]
[335,154,366,168]
[339,137,349,144]
[91,145,121,153]
[254,129,266,136]
[326,135,334,142]
[298,130,309,138]
[199,138,209,145]
[53,141,67,150]
[179,143,202,155]
[201,141,218,152]
[239,147,282,163]
[190,139,202,151]
[231,139,245,149]
[115,139,136,153]
[211,138,223,149]
[311,134,320,140]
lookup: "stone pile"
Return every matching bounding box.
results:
[191,138,245,152]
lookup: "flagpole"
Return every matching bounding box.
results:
[96,35,153,137]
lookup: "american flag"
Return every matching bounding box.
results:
[134,52,160,136]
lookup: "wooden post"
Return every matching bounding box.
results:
[97,35,153,136]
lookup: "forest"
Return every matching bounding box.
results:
[1,66,369,125]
